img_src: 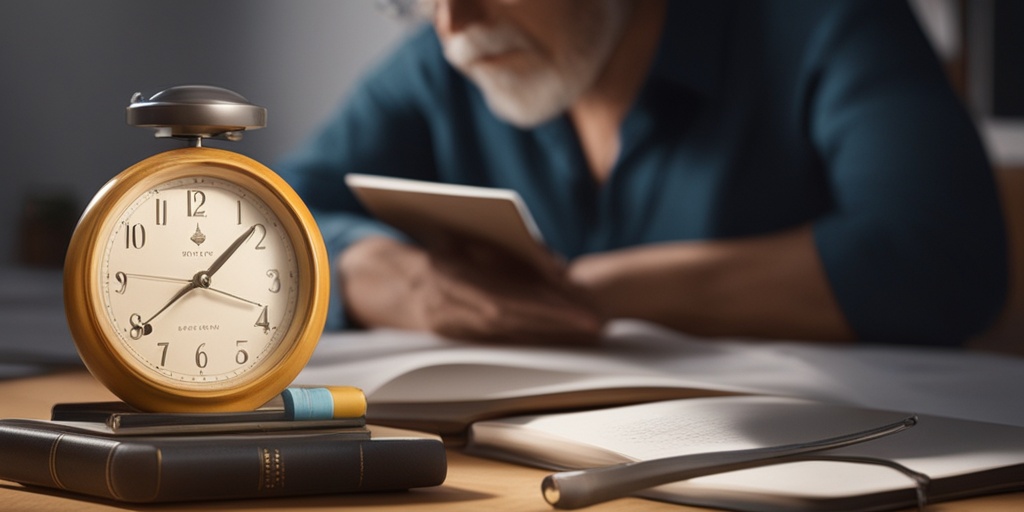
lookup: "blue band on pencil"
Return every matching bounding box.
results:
[282,387,334,421]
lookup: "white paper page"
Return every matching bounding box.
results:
[294,326,761,401]
[469,396,1024,500]
[296,320,1024,427]
[596,321,1024,426]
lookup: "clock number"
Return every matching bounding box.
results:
[255,306,270,334]
[114,271,128,294]
[267,269,281,293]
[156,342,169,367]
[252,223,267,250]
[235,340,249,365]
[237,200,242,225]
[125,223,146,249]
[195,343,208,369]
[129,313,151,340]
[155,198,168,226]
[187,190,207,217]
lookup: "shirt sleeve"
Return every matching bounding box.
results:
[274,28,441,330]
[808,1,1007,345]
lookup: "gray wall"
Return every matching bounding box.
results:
[0,0,410,266]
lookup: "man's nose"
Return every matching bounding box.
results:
[435,0,488,34]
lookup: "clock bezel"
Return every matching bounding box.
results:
[64,147,329,412]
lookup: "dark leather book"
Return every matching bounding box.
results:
[49,401,366,435]
[0,419,446,503]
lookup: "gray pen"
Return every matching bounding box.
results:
[541,415,918,509]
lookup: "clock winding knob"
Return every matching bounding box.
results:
[126,85,266,143]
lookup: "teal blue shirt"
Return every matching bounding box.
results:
[277,0,1007,345]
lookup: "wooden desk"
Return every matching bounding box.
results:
[0,370,1021,511]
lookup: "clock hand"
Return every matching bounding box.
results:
[142,280,198,326]
[130,225,260,339]
[205,224,257,278]
[130,280,263,339]
[129,279,198,339]
[123,273,191,283]
[205,287,263,307]
[113,271,189,295]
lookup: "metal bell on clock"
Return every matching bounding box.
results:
[126,84,267,145]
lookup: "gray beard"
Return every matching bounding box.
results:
[444,1,631,128]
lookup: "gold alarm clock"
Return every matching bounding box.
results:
[64,85,329,412]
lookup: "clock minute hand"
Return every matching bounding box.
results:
[205,224,257,278]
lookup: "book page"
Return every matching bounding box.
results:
[293,319,1024,508]
[295,326,760,403]
[467,396,1024,506]
[296,320,1024,428]
[470,397,914,463]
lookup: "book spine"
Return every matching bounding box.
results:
[0,423,446,502]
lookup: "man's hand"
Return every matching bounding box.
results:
[339,236,605,344]
[567,224,856,341]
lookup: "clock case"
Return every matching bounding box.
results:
[63,86,330,412]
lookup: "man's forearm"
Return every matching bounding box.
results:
[338,236,605,343]
[568,224,855,341]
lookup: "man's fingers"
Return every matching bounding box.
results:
[421,269,604,344]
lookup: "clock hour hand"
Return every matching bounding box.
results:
[206,287,263,307]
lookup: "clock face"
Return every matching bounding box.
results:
[99,173,300,389]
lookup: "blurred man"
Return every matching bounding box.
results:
[278,0,1007,345]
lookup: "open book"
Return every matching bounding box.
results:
[467,396,1024,511]
[293,321,1024,511]
[344,173,557,270]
